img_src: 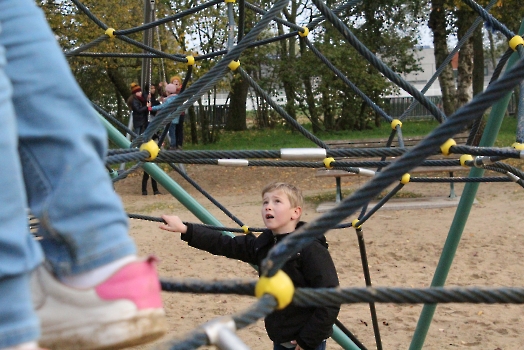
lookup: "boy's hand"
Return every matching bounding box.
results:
[290,340,302,350]
[159,215,187,234]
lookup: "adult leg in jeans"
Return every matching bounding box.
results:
[175,114,185,149]
[168,121,177,149]
[0,1,165,348]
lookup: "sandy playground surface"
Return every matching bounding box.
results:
[117,164,524,350]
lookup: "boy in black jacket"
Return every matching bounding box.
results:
[160,182,340,350]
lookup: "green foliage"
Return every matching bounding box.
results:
[39,0,185,123]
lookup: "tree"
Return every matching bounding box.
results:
[455,4,476,108]
[294,0,422,132]
[429,0,457,116]
[39,0,182,126]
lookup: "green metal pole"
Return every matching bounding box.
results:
[331,324,363,350]
[100,116,227,230]
[409,21,524,350]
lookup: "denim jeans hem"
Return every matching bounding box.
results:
[0,274,40,348]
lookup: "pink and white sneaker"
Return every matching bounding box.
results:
[32,257,167,350]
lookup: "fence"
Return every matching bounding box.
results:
[192,92,517,130]
[193,105,229,128]
[383,92,517,119]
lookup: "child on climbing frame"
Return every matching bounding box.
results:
[169,75,185,150]
[159,182,340,350]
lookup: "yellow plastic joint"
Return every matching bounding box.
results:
[255,270,294,310]
[139,140,160,161]
[460,154,473,167]
[352,219,362,230]
[390,119,402,130]
[225,0,236,3]
[512,142,524,150]
[509,35,524,51]
[298,27,309,37]
[105,28,116,38]
[241,225,249,234]
[440,139,456,156]
[400,173,411,184]
[228,60,240,71]
[323,157,335,169]
[186,55,195,66]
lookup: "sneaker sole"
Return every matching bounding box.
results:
[39,308,167,350]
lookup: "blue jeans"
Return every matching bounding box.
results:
[0,0,136,347]
[273,340,327,350]
[168,121,178,148]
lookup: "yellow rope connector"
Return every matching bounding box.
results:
[255,270,294,310]
[400,173,410,184]
[241,225,250,234]
[460,154,473,167]
[139,140,160,161]
[509,35,524,51]
[323,157,335,169]
[228,60,240,71]
[105,28,116,38]
[440,139,456,156]
[512,142,524,150]
[390,119,402,130]
[186,55,195,66]
[351,219,361,230]
[298,27,309,37]
[225,0,236,3]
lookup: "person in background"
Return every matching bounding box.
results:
[127,82,151,135]
[170,75,185,150]
[0,1,167,349]
[156,81,168,104]
[160,82,181,150]
[145,83,161,114]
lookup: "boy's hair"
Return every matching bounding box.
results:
[261,182,303,208]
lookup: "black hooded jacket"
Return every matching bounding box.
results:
[181,221,340,349]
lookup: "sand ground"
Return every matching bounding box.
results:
[117,164,524,350]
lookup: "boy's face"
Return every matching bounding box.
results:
[261,189,301,234]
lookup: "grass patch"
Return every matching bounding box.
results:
[185,117,517,151]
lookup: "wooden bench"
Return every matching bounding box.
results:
[318,132,472,203]
[316,165,466,203]
[323,132,470,149]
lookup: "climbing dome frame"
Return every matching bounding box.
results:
[59,0,524,348]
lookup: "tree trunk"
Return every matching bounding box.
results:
[456,8,475,108]
[488,31,497,70]
[472,25,485,97]
[226,72,248,131]
[299,39,321,133]
[321,89,334,131]
[106,66,131,105]
[188,106,198,145]
[429,0,457,116]
[277,21,297,122]
[199,99,210,144]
